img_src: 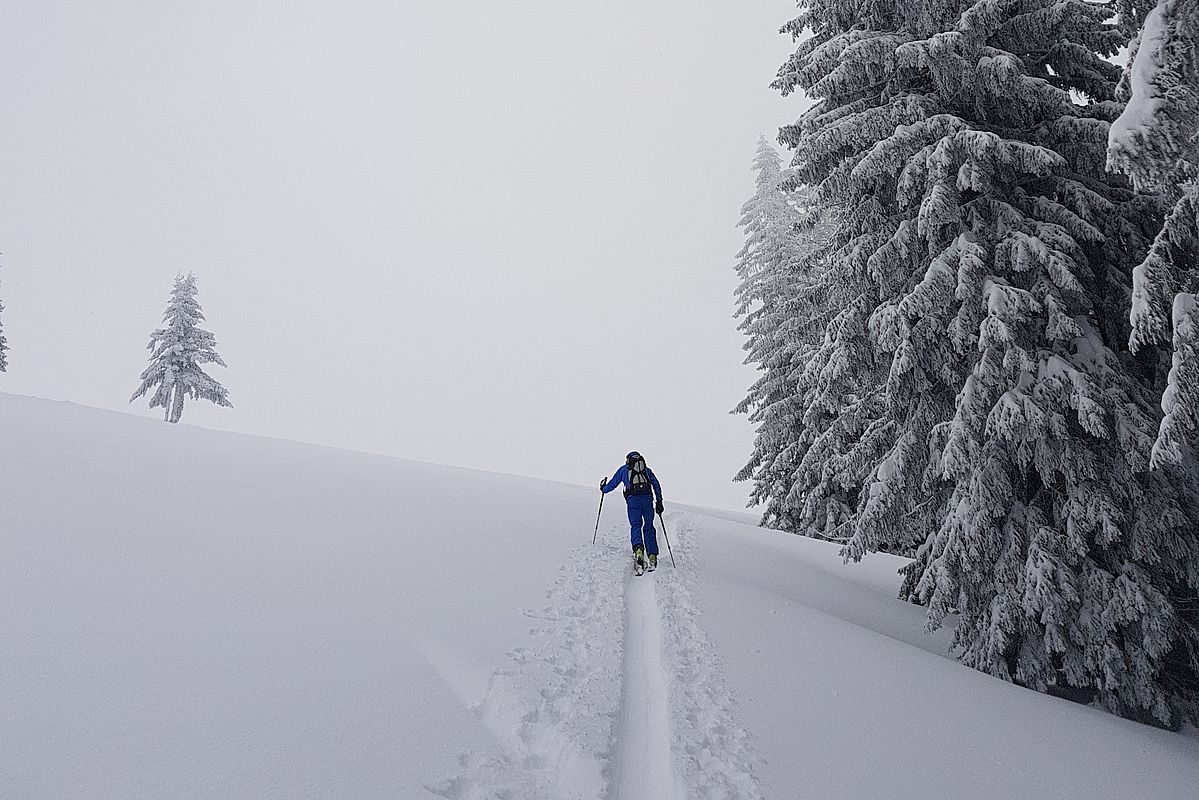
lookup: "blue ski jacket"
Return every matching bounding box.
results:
[602,465,663,504]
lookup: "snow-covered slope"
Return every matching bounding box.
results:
[2,392,1196,799]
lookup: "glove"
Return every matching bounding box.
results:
[655,500,664,514]
[600,477,608,491]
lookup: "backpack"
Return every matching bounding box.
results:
[626,453,653,497]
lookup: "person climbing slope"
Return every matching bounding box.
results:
[600,451,664,575]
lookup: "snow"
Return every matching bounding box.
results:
[1161,292,1197,414]
[2,391,1196,799]
[1130,260,1153,336]
[613,578,679,800]
[1108,2,1170,173]
[1173,292,1197,340]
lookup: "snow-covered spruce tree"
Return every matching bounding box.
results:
[732,137,839,529]
[131,272,232,423]
[772,0,1199,725]
[1107,0,1199,469]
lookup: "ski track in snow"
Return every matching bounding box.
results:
[430,513,764,800]
[613,574,677,799]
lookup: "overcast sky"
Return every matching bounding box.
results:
[0,1,809,513]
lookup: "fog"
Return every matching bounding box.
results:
[0,0,809,512]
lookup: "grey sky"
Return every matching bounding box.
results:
[0,1,808,513]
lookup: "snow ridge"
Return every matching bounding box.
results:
[656,514,765,800]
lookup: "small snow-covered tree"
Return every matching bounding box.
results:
[0,292,8,373]
[770,0,1199,726]
[131,272,232,423]
[732,137,838,528]
[1107,0,1199,468]
[0,263,8,372]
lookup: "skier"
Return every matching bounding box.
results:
[600,451,664,575]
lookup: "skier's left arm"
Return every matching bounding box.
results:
[602,466,628,494]
[649,469,664,513]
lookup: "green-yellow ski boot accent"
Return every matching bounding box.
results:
[633,546,646,576]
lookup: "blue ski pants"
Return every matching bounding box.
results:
[627,495,658,555]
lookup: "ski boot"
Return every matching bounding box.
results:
[647,553,658,572]
[633,545,646,576]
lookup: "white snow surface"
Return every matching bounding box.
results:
[1108,1,1170,169]
[2,391,1197,799]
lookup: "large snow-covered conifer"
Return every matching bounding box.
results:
[1107,0,1199,468]
[768,0,1199,725]
[732,137,837,529]
[131,272,232,423]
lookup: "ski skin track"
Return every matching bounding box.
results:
[613,570,680,800]
[432,514,763,800]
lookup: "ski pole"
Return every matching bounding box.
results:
[592,489,606,545]
[657,512,676,567]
